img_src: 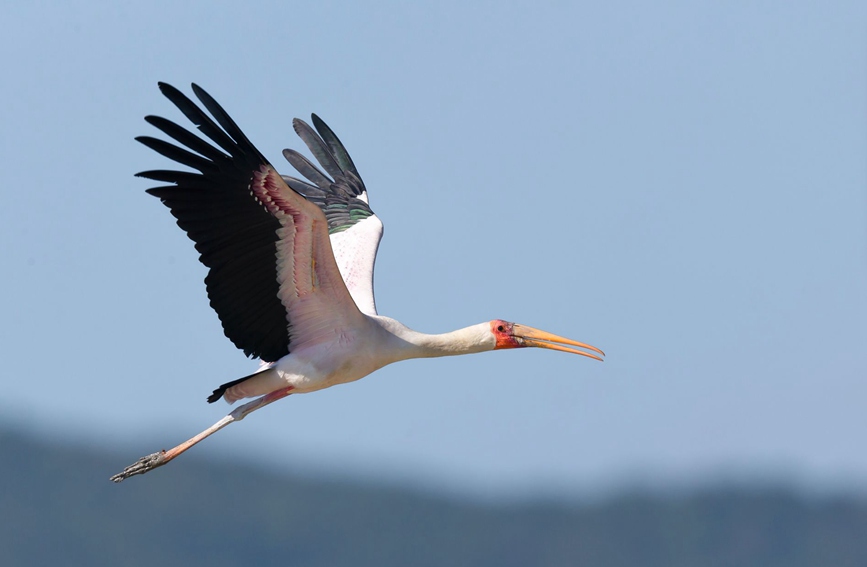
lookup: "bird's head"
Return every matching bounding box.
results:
[490,320,604,361]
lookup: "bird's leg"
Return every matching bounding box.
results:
[109,386,294,483]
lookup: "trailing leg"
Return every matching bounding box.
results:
[109,386,294,482]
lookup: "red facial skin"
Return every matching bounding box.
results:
[491,320,521,349]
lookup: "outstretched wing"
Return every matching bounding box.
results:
[281,116,383,315]
[137,83,364,362]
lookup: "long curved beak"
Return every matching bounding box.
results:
[513,323,605,361]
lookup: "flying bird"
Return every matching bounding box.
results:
[110,83,604,482]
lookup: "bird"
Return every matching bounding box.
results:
[110,83,604,482]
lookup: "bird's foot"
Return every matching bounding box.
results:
[109,450,169,483]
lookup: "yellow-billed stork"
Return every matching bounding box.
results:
[110,83,604,482]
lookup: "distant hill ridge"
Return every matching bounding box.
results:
[1,425,865,567]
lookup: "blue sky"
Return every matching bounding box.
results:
[1,1,864,498]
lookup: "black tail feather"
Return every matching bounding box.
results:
[207,369,268,404]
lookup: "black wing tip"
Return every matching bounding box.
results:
[135,169,161,180]
[157,81,179,96]
[291,117,307,132]
[156,81,211,102]
[190,83,217,109]
[144,114,176,127]
[143,186,170,197]
[156,81,199,92]
[135,135,173,150]
[310,113,336,140]
[310,113,326,130]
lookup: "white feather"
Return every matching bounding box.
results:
[329,214,383,315]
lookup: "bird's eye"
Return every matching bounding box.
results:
[497,325,505,332]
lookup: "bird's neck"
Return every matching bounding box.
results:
[377,319,496,362]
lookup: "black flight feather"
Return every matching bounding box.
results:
[312,113,361,181]
[138,83,290,363]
